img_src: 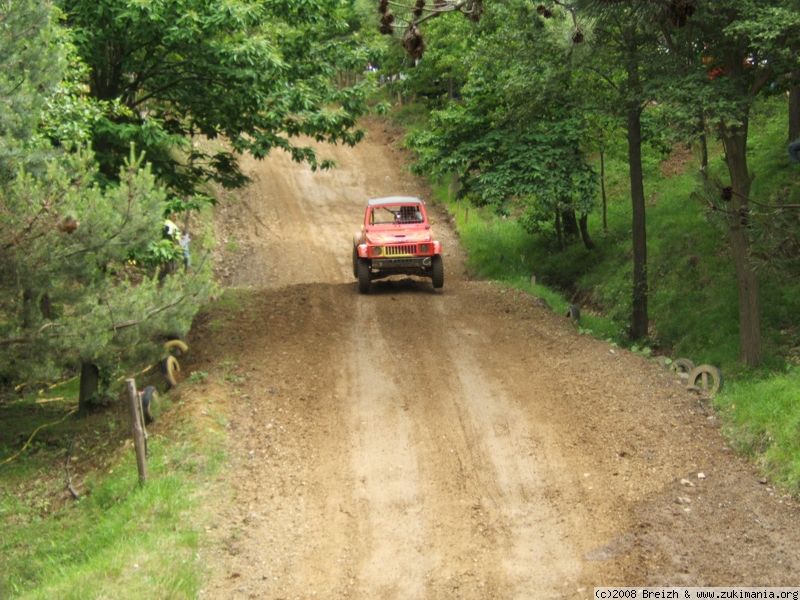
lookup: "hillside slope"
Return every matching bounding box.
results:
[186,120,800,599]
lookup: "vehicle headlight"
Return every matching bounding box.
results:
[419,244,430,253]
[372,246,382,256]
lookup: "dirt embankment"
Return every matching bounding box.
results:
[186,120,800,599]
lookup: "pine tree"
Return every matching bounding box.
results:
[1,1,212,407]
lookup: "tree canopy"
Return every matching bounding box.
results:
[59,0,372,201]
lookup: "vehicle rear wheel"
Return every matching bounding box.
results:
[431,255,444,289]
[352,247,359,279]
[357,259,371,294]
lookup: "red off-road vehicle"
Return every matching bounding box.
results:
[352,196,444,293]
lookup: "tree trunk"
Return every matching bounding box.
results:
[40,293,52,320]
[721,119,761,366]
[699,131,709,176]
[697,109,708,176]
[555,211,564,250]
[626,55,648,340]
[21,288,37,329]
[79,362,100,412]
[600,147,608,232]
[790,83,800,142]
[561,208,579,240]
[578,213,595,250]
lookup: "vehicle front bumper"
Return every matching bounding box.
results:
[366,255,439,280]
[371,256,433,270]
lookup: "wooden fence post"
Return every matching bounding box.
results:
[126,378,148,485]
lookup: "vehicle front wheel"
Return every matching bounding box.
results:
[357,259,371,294]
[431,255,444,289]
[352,247,359,279]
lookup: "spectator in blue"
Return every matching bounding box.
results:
[789,139,800,163]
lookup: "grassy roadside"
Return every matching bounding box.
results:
[0,376,226,599]
[398,99,800,493]
[716,367,800,489]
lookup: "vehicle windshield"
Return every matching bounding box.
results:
[370,204,424,225]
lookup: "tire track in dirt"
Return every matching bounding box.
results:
[339,298,427,598]
[442,336,581,597]
[370,284,588,599]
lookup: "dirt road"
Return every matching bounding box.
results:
[188,120,800,599]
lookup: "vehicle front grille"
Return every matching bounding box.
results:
[384,244,417,256]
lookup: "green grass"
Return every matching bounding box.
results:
[715,367,800,488]
[225,238,240,253]
[584,151,747,368]
[0,391,223,599]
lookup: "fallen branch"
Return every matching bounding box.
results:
[35,396,66,404]
[0,408,79,466]
[0,322,59,348]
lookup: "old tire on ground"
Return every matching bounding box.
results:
[357,259,371,294]
[687,364,723,396]
[431,255,444,289]
[671,357,695,376]
[566,304,581,323]
[161,355,180,388]
[140,385,157,424]
[164,339,189,356]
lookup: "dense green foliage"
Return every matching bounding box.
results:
[1,148,211,388]
[373,0,800,485]
[59,0,372,201]
[407,4,597,237]
[0,1,213,398]
[0,0,63,179]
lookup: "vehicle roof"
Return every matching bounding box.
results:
[367,196,424,207]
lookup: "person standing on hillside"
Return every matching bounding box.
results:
[789,139,800,163]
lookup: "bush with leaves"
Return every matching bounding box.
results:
[1,149,213,399]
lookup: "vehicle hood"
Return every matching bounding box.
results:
[365,229,432,245]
